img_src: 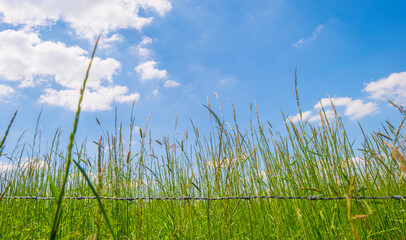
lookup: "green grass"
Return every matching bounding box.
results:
[0,41,405,239]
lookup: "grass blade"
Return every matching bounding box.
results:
[50,35,100,239]
[0,180,12,205]
[72,159,116,239]
[0,110,18,156]
[47,173,59,203]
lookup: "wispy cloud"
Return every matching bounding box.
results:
[164,80,180,88]
[99,33,123,49]
[363,71,406,105]
[0,84,16,102]
[293,24,324,48]
[132,36,154,59]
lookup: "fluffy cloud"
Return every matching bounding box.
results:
[0,84,16,102]
[0,0,174,111]
[39,86,140,111]
[135,61,167,81]
[164,80,180,88]
[287,109,335,123]
[288,97,377,123]
[293,24,323,48]
[315,97,378,119]
[287,110,313,123]
[0,30,139,111]
[0,159,47,173]
[363,72,406,105]
[0,161,15,173]
[0,0,172,41]
[0,30,120,88]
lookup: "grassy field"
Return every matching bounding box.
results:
[0,40,405,239]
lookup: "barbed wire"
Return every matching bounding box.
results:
[2,195,405,201]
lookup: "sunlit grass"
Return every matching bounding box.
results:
[0,41,405,239]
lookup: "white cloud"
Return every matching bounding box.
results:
[287,110,313,123]
[135,61,167,81]
[0,30,139,111]
[132,37,175,88]
[0,30,120,88]
[288,97,377,124]
[363,72,406,105]
[308,110,336,122]
[287,109,335,123]
[0,161,15,173]
[140,36,153,46]
[0,0,174,110]
[99,33,123,49]
[0,84,16,102]
[0,159,47,173]
[132,36,153,59]
[39,86,140,111]
[315,97,378,119]
[0,0,172,41]
[164,80,180,88]
[152,89,159,95]
[350,157,365,166]
[293,24,324,48]
[19,159,47,169]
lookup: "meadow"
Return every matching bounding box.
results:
[0,39,405,239]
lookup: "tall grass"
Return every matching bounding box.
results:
[0,43,405,238]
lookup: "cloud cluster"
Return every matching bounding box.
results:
[0,30,138,111]
[288,97,378,123]
[0,0,172,41]
[364,71,406,106]
[133,38,181,88]
[132,36,153,59]
[0,0,173,111]
[287,70,406,123]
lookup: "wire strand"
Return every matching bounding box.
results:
[2,195,406,201]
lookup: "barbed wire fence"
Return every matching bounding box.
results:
[2,195,406,202]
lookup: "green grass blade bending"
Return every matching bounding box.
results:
[72,159,116,239]
[0,110,18,156]
[50,36,100,240]
[47,173,59,203]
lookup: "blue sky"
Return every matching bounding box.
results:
[0,0,406,160]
